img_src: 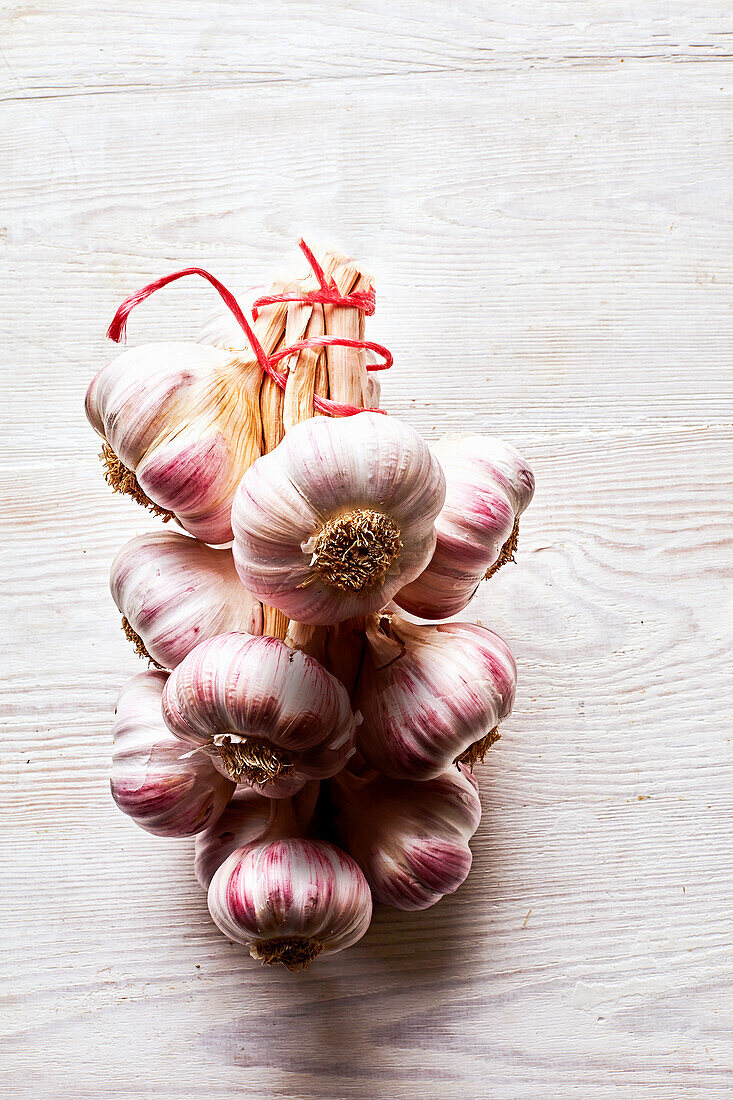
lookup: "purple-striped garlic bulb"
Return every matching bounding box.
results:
[354,613,517,780]
[208,798,372,970]
[396,435,535,620]
[331,765,481,910]
[85,342,267,544]
[194,781,320,890]
[162,632,357,797]
[111,670,235,837]
[111,530,263,670]
[231,412,445,624]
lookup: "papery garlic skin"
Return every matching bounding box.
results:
[355,614,516,780]
[111,530,263,670]
[332,766,481,910]
[162,632,357,797]
[86,342,262,544]
[194,781,320,890]
[111,671,235,837]
[231,412,445,625]
[208,835,372,969]
[396,436,535,620]
[194,787,271,890]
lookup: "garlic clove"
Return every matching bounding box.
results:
[395,435,535,620]
[111,670,235,837]
[332,765,481,910]
[207,802,372,969]
[354,613,517,780]
[193,781,320,890]
[161,632,357,797]
[86,341,264,545]
[231,411,446,624]
[111,530,263,670]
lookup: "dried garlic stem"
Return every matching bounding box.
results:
[283,300,326,431]
[259,249,373,648]
[323,256,372,407]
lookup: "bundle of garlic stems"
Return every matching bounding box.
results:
[90,239,535,971]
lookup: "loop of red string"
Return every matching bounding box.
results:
[106,239,390,417]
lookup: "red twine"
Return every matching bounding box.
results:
[106,239,391,417]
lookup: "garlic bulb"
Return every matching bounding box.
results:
[162,632,357,797]
[332,765,481,910]
[194,781,319,890]
[111,530,262,670]
[86,341,266,544]
[354,613,516,780]
[231,412,445,624]
[208,798,372,970]
[396,435,535,620]
[111,670,235,836]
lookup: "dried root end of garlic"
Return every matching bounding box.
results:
[308,508,403,593]
[213,734,294,786]
[100,443,175,522]
[250,937,324,972]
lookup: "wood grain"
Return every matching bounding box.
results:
[2,3,733,1097]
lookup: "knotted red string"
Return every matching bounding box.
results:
[106,240,390,417]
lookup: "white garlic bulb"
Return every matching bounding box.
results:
[354,613,516,780]
[396,435,535,620]
[194,781,320,890]
[86,342,266,545]
[231,412,445,624]
[162,632,357,797]
[208,798,372,970]
[332,765,481,910]
[111,530,262,670]
[111,671,235,836]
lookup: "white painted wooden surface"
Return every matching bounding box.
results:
[2,2,733,1096]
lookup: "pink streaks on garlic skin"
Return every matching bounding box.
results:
[355,617,517,780]
[161,632,357,796]
[395,435,535,621]
[137,432,232,543]
[111,670,235,838]
[194,786,272,890]
[332,765,481,911]
[208,837,372,958]
[111,531,263,671]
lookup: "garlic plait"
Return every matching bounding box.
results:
[231,411,446,624]
[354,613,517,780]
[162,632,357,797]
[396,435,535,620]
[208,796,372,970]
[111,671,235,837]
[332,765,481,910]
[111,530,262,670]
